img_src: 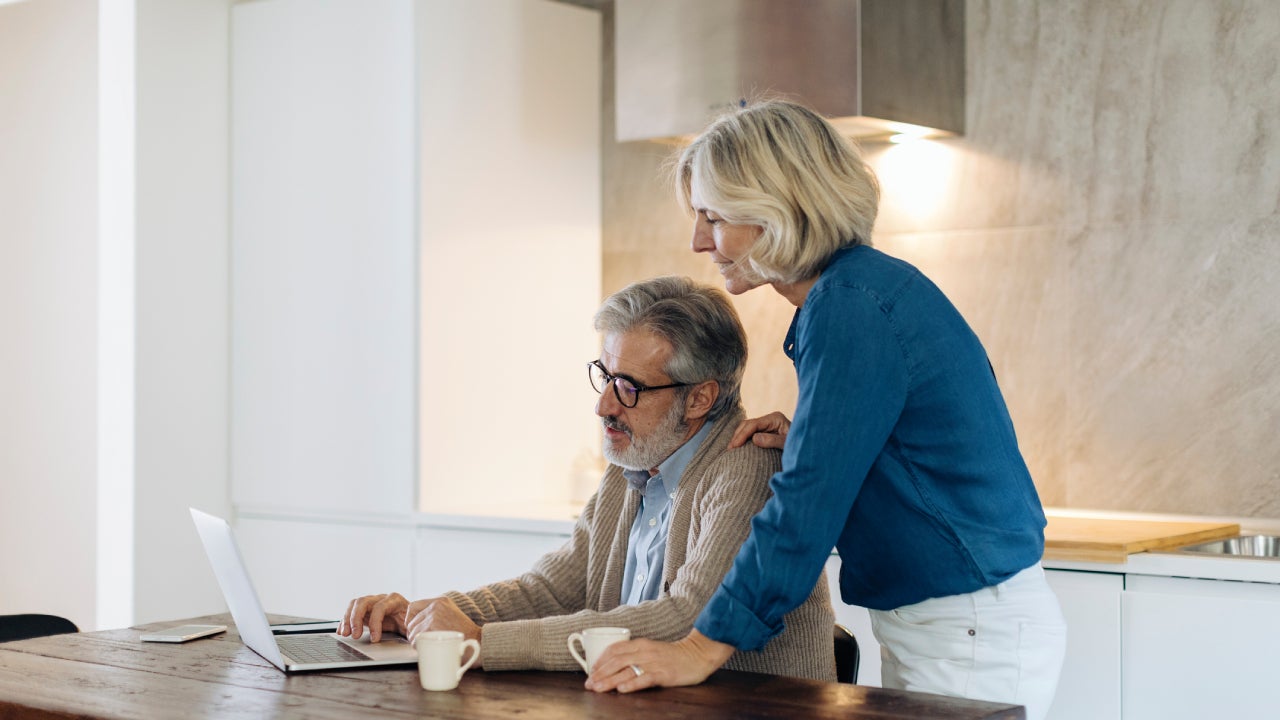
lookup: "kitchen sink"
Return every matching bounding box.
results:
[1174,534,1280,558]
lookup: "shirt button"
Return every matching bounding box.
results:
[648,517,657,527]
[968,629,976,636]
[636,573,646,584]
[668,492,675,499]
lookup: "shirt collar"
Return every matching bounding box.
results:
[622,418,715,493]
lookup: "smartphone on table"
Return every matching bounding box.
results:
[139,624,227,643]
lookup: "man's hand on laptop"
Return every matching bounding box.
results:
[339,592,410,643]
[405,596,482,651]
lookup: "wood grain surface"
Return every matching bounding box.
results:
[0,614,1025,720]
[1043,515,1240,562]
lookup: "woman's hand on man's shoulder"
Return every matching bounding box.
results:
[728,412,791,450]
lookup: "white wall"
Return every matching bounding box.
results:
[0,0,100,630]
[0,0,231,630]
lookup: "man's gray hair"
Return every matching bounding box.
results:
[593,276,747,420]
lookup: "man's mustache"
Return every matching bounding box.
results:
[602,416,631,437]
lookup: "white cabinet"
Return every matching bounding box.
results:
[236,517,416,621]
[1041,565,1280,719]
[1121,574,1280,720]
[230,0,417,516]
[414,527,573,599]
[1044,569,1123,720]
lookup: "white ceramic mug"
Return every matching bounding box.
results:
[415,630,481,691]
[566,626,631,673]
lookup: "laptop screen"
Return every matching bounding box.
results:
[190,508,288,669]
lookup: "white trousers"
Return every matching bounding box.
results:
[869,564,1067,720]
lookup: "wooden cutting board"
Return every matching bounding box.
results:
[1043,515,1240,563]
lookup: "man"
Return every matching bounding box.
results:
[339,276,834,679]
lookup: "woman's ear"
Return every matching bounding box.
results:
[683,380,720,421]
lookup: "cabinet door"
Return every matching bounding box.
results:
[1122,575,1280,720]
[414,527,572,599]
[1044,569,1122,720]
[230,0,417,514]
[236,517,415,621]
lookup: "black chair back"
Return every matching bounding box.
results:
[834,622,860,684]
[0,614,79,643]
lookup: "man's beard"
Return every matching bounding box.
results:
[601,398,690,472]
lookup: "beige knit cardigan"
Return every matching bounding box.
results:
[446,407,836,681]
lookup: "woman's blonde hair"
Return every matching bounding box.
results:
[676,100,881,284]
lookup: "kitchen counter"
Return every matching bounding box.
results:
[1041,506,1280,584]
[1043,547,1280,584]
[1043,513,1239,562]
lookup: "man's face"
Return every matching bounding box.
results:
[595,330,692,473]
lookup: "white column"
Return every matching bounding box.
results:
[96,0,137,630]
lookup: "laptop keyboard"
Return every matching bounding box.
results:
[279,634,372,665]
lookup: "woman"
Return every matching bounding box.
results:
[586,100,1066,720]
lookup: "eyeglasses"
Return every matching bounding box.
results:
[587,360,692,408]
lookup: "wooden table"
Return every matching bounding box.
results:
[0,615,1024,719]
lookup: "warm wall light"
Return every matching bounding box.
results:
[882,121,942,145]
[871,138,957,224]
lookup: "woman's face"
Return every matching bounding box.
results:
[689,179,765,295]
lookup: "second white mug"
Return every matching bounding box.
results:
[566,626,631,673]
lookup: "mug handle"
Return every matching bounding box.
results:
[566,632,590,673]
[456,639,481,680]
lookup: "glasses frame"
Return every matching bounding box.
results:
[587,360,692,408]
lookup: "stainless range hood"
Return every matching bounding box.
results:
[615,0,965,142]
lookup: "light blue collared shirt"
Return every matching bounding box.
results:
[619,418,715,605]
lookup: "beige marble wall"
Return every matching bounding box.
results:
[599,0,1280,518]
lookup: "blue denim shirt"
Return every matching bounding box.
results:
[695,245,1046,651]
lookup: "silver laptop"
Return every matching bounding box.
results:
[190,507,418,672]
